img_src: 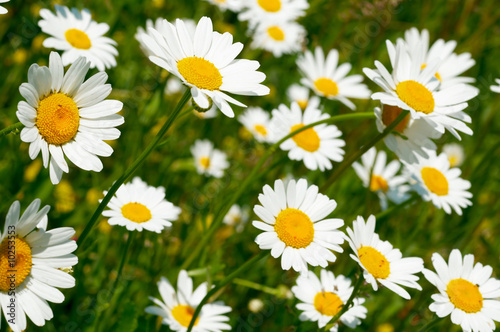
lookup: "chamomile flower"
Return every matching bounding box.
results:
[352,148,411,210]
[490,79,500,93]
[442,143,465,168]
[140,16,269,118]
[101,177,181,233]
[270,101,345,171]
[363,41,478,139]
[191,139,229,178]
[423,249,500,332]
[401,28,476,89]
[287,84,310,110]
[252,179,345,273]
[0,199,78,332]
[238,0,309,28]
[297,47,371,110]
[146,270,231,332]
[402,148,472,215]
[292,270,367,331]
[238,107,273,143]
[374,105,441,163]
[223,205,249,232]
[16,52,124,185]
[38,5,118,71]
[0,0,9,14]
[204,0,243,12]
[250,20,306,57]
[345,215,424,300]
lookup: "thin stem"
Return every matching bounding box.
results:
[320,110,409,192]
[417,315,440,332]
[0,122,23,138]
[186,251,268,332]
[375,194,419,221]
[180,112,375,270]
[233,278,280,296]
[322,272,364,331]
[76,89,191,250]
[107,231,135,302]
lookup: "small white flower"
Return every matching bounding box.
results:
[223,204,249,232]
[191,139,229,178]
[238,0,309,29]
[287,83,310,109]
[250,20,306,57]
[442,143,465,168]
[204,0,243,12]
[238,107,273,143]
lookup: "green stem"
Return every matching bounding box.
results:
[320,110,409,192]
[107,231,135,302]
[375,194,419,221]
[417,315,440,332]
[0,122,23,138]
[233,278,280,296]
[76,89,191,250]
[323,272,364,331]
[180,112,375,270]
[186,252,268,332]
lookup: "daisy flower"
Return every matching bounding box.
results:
[374,104,441,163]
[250,20,306,57]
[204,0,243,12]
[252,179,345,272]
[352,147,411,210]
[402,148,472,215]
[423,249,500,332]
[38,5,118,71]
[270,101,345,171]
[297,47,371,110]
[490,78,500,93]
[345,215,424,299]
[191,139,229,178]
[292,269,367,331]
[146,270,231,332]
[0,199,78,332]
[401,28,476,89]
[223,204,249,232]
[139,16,269,118]
[16,52,124,185]
[238,0,309,28]
[238,107,273,143]
[363,40,478,139]
[0,0,9,14]
[442,143,465,168]
[287,83,310,110]
[101,177,181,233]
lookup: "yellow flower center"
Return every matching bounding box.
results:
[421,64,442,82]
[200,156,211,169]
[121,202,152,223]
[267,26,285,41]
[36,93,80,145]
[448,155,458,168]
[358,246,390,279]
[65,28,92,49]
[370,175,389,192]
[395,80,435,114]
[171,305,199,327]
[0,237,33,291]
[297,99,308,110]
[274,208,314,249]
[253,124,267,136]
[446,278,483,313]
[177,57,223,91]
[314,78,339,97]
[258,0,281,12]
[381,104,410,133]
[420,167,449,196]
[314,291,343,316]
[290,124,320,152]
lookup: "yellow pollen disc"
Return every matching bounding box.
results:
[253,124,267,136]
[171,305,199,327]
[0,237,32,291]
[121,202,152,223]
[446,278,483,313]
[381,104,410,133]
[370,175,389,192]
[177,57,222,91]
[257,0,281,12]
[421,64,442,82]
[448,156,458,167]
[267,26,285,41]
[314,78,339,97]
[314,291,343,316]
[274,208,314,249]
[36,93,80,145]
[200,156,211,169]
[358,246,390,279]
[395,80,435,114]
[290,124,320,152]
[421,167,449,196]
[65,28,92,49]
[297,99,308,110]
